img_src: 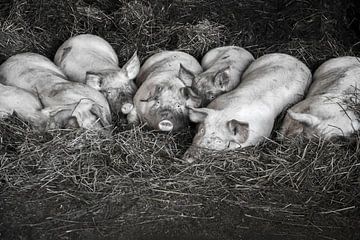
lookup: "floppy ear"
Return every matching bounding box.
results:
[71,99,111,128]
[213,66,231,89]
[71,99,94,127]
[226,119,249,143]
[178,64,195,86]
[287,110,321,127]
[188,107,214,123]
[90,103,112,127]
[181,87,202,107]
[85,72,102,90]
[122,51,141,80]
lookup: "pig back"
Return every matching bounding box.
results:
[307,56,360,97]
[210,53,311,114]
[136,51,202,86]
[201,46,254,70]
[0,53,68,91]
[54,34,119,83]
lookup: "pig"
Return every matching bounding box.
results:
[0,52,112,130]
[0,83,48,130]
[184,53,312,162]
[191,46,254,106]
[127,51,203,131]
[54,34,140,115]
[279,56,360,139]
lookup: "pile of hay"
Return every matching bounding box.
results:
[1,0,360,239]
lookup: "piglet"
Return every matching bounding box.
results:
[184,53,312,162]
[279,56,360,138]
[0,53,111,130]
[54,34,140,115]
[192,46,254,106]
[128,51,202,131]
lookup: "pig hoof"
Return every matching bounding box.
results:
[158,120,173,131]
[121,103,134,114]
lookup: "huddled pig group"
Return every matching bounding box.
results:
[1,34,360,161]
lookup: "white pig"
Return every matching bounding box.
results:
[54,34,140,115]
[127,51,203,131]
[0,83,48,130]
[0,53,111,130]
[191,46,254,106]
[184,53,312,162]
[279,56,360,138]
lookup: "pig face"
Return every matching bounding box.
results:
[42,99,111,130]
[192,67,231,106]
[188,107,249,150]
[85,52,140,115]
[139,83,201,131]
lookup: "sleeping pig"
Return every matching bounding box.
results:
[127,51,203,131]
[0,53,111,130]
[279,56,360,138]
[192,46,254,106]
[184,53,312,162]
[0,83,48,130]
[54,34,140,115]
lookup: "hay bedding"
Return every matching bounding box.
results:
[0,0,360,239]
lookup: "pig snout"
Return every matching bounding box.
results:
[182,146,202,163]
[121,103,134,114]
[158,119,173,131]
[157,109,174,131]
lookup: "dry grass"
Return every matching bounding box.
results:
[1,0,360,239]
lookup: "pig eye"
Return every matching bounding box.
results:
[156,86,162,92]
[207,92,215,100]
[200,128,205,134]
[176,103,181,108]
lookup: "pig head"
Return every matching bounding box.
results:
[55,34,140,116]
[84,51,140,115]
[191,46,254,106]
[129,64,202,131]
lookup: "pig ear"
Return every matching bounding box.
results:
[287,110,321,127]
[72,99,111,128]
[181,87,202,107]
[178,64,195,86]
[188,107,213,123]
[213,66,231,89]
[71,99,94,127]
[90,103,112,127]
[85,72,103,90]
[227,119,249,143]
[122,51,140,80]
